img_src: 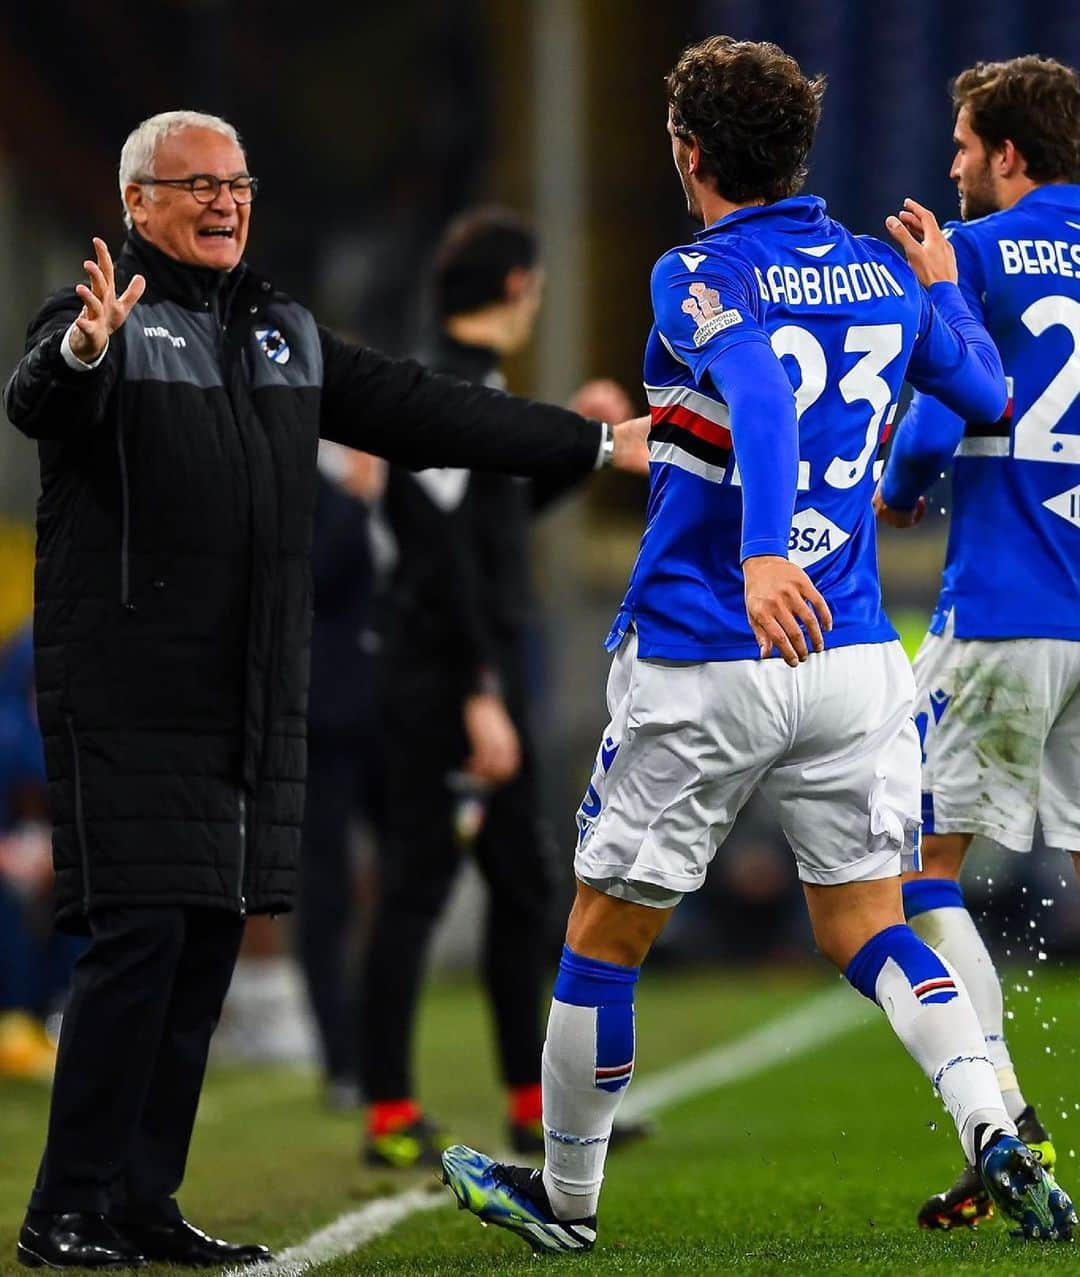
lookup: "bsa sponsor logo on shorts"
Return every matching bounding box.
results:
[787,508,850,567]
[681,282,742,347]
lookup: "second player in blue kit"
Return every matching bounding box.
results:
[877,55,1080,1232]
[441,36,1078,1253]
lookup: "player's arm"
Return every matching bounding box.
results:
[409,471,520,784]
[880,203,1001,521]
[651,252,831,666]
[708,345,831,664]
[887,201,1005,425]
[875,392,963,525]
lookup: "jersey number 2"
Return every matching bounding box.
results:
[1012,295,1080,465]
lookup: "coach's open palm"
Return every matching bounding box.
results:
[885,199,957,288]
[743,555,833,667]
[69,238,146,364]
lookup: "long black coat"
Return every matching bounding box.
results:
[4,232,600,931]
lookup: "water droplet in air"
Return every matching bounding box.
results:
[1038,951,1048,961]
[928,1120,938,1132]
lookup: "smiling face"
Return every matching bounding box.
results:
[950,106,1002,222]
[125,126,251,270]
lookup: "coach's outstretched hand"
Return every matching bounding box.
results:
[743,555,833,667]
[885,199,957,289]
[70,238,146,364]
[611,415,651,475]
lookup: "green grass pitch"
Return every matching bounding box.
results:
[1,963,1077,1275]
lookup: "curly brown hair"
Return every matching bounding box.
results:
[953,55,1080,183]
[666,36,825,204]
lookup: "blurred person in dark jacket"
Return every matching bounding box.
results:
[297,442,386,1106]
[362,208,648,1167]
[0,624,72,1082]
[3,112,649,1271]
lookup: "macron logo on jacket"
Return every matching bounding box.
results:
[143,325,186,349]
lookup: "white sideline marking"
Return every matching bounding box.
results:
[219,1187,446,1277]
[618,983,871,1121]
[226,983,868,1274]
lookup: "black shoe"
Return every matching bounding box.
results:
[509,1116,654,1156]
[111,1217,273,1268]
[365,1115,447,1169]
[917,1161,992,1231]
[17,1212,147,1269]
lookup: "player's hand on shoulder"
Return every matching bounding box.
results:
[610,415,651,476]
[70,237,146,364]
[885,198,957,289]
[743,555,833,668]
[872,482,927,529]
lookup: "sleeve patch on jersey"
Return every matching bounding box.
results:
[681,282,743,346]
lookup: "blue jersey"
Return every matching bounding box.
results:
[882,186,1080,641]
[609,195,1007,661]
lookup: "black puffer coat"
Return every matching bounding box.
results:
[4,232,601,931]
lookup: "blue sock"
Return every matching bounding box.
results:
[902,877,964,920]
[552,945,638,1092]
[542,946,640,1218]
[843,925,1008,1164]
[845,923,957,1006]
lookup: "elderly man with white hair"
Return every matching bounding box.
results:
[5,110,648,1269]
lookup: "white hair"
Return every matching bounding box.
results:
[118,110,244,228]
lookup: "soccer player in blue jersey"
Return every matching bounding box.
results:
[440,37,1076,1251]
[875,55,1080,1232]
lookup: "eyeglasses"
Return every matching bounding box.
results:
[137,174,258,204]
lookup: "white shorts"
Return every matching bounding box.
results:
[573,633,921,907]
[914,618,1080,853]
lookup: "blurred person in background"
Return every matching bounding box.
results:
[440,36,1075,1255]
[297,440,386,1107]
[362,207,649,1167]
[876,55,1080,1232]
[4,110,648,1271]
[0,623,73,1082]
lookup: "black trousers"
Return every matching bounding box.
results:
[29,905,244,1219]
[295,739,378,1083]
[362,681,557,1102]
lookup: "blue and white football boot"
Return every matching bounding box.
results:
[978,1131,1077,1241]
[441,1144,597,1254]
